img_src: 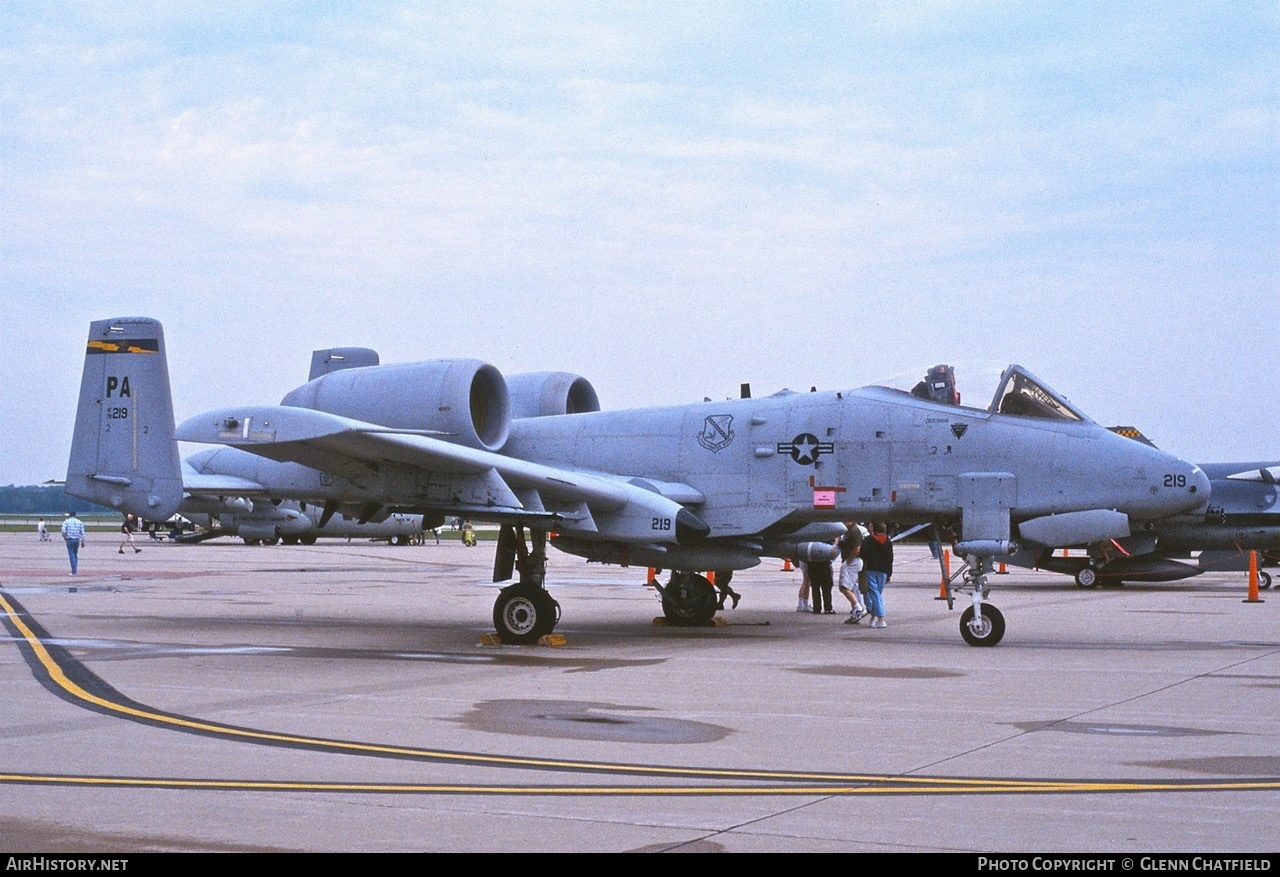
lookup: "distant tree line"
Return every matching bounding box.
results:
[0,485,111,515]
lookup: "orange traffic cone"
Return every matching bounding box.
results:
[935,550,951,600]
[1245,550,1264,604]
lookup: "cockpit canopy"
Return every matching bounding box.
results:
[988,365,1092,423]
[880,363,1094,424]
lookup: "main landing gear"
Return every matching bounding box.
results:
[944,553,1007,647]
[491,525,561,645]
[492,584,560,645]
[653,571,719,626]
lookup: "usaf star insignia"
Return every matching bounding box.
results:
[778,432,833,466]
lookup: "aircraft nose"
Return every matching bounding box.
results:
[1188,464,1211,513]
[1115,437,1209,519]
[1148,450,1210,517]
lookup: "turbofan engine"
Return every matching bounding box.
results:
[505,372,601,418]
[280,359,512,452]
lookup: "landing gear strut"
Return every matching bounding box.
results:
[491,526,560,644]
[945,553,1007,647]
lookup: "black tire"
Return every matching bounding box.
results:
[1259,571,1272,590]
[660,572,718,626]
[244,538,261,546]
[281,536,298,545]
[390,534,410,547]
[299,535,317,545]
[263,537,279,546]
[493,585,559,645]
[1075,566,1098,588]
[960,604,1006,647]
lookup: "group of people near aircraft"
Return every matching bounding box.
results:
[796,522,894,628]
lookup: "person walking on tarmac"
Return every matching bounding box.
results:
[119,513,142,554]
[60,511,86,576]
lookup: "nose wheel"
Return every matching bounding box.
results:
[960,604,1005,647]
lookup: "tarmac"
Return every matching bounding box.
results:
[1,531,1278,853]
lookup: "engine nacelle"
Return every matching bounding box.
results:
[281,359,512,452]
[505,372,601,418]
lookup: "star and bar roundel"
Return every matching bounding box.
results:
[777,433,833,466]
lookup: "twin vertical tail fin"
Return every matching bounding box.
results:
[66,317,184,520]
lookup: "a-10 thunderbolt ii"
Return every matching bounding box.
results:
[67,317,1209,646]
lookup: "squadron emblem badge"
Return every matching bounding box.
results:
[698,414,735,452]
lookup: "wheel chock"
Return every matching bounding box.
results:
[477,632,569,647]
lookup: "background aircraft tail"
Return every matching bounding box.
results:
[66,317,184,520]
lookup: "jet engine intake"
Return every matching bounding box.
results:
[281,359,512,452]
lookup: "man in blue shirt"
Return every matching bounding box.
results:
[60,511,86,576]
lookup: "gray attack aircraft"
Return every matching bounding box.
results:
[68,317,1209,646]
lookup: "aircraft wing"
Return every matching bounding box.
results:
[180,460,267,495]
[175,405,709,544]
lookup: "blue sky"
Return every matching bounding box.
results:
[3,2,1276,484]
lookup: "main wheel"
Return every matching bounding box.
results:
[1259,571,1272,590]
[281,535,298,545]
[493,585,559,645]
[660,572,718,626]
[960,604,1006,647]
[390,534,410,546]
[1075,566,1098,588]
[299,535,317,545]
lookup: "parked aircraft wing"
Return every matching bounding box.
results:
[180,462,266,496]
[176,404,710,545]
